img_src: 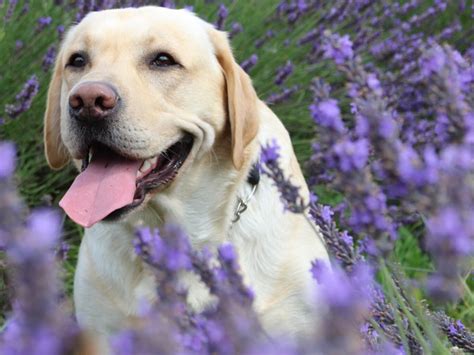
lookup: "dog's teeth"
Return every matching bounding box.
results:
[140,160,151,173]
[136,156,160,179]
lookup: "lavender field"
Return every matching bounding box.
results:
[0,0,473,354]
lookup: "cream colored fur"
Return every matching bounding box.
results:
[43,6,329,353]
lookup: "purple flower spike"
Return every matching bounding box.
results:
[42,46,57,72]
[4,75,40,119]
[240,54,258,72]
[218,243,236,262]
[159,0,176,8]
[331,138,369,172]
[36,16,52,32]
[274,60,294,86]
[5,0,18,22]
[260,139,280,164]
[260,140,306,213]
[55,241,70,261]
[134,225,192,273]
[310,99,346,134]
[0,142,16,178]
[15,40,24,52]
[322,32,354,65]
[0,177,79,354]
[266,85,298,105]
[57,25,65,39]
[229,22,243,39]
[215,4,228,30]
[320,205,334,223]
[310,261,374,353]
[420,45,447,77]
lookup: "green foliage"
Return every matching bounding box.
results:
[394,225,432,279]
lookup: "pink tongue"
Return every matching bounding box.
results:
[59,150,142,228]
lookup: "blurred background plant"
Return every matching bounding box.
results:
[0,0,473,354]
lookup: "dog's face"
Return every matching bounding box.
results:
[44,7,259,226]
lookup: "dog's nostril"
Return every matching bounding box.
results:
[95,96,105,110]
[69,94,84,110]
[95,95,117,111]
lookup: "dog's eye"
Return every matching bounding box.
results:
[67,53,87,68]
[151,52,177,67]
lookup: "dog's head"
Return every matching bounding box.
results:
[44,7,259,227]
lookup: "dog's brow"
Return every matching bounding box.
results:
[80,34,92,49]
[143,36,156,46]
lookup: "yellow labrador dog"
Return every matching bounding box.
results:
[44,6,329,352]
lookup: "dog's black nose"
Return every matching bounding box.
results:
[69,82,118,122]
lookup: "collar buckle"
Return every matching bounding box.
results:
[232,184,257,223]
[231,163,260,225]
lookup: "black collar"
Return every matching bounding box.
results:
[246,163,260,187]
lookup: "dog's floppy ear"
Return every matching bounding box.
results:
[44,47,70,170]
[208,28,259,170]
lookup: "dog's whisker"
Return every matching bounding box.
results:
[209,148,219,165]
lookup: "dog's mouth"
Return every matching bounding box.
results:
[59,134,194,228]
[107,134,194,219]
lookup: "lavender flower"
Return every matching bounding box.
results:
[215,4,228,30]
[20,2,28,15]
[309,98,346,134]
[158,0,176,8]
[240,54,258,72]
[0,163,78,354]
[275,0,313,25]
[57,25,65,39]
[0,142,16,178]
[299,28,319,46]
[322,32,354,64]
[15,40,23,52]
[4,0,17,22]
[134,225,191,274]
[260,140,306,213]
[330,138,369,173]
[431,311,474,352]
[55,241,70,261]
[36,16,52,32]
[74,0,93,22]
[311,260,374,354]
[115,224,261,354]
[42,46,56,72]
[228,22,243,39]
[265,85,298,105]
[311,261,372,310]
[274,60,293,86]
[4,75,40,119]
